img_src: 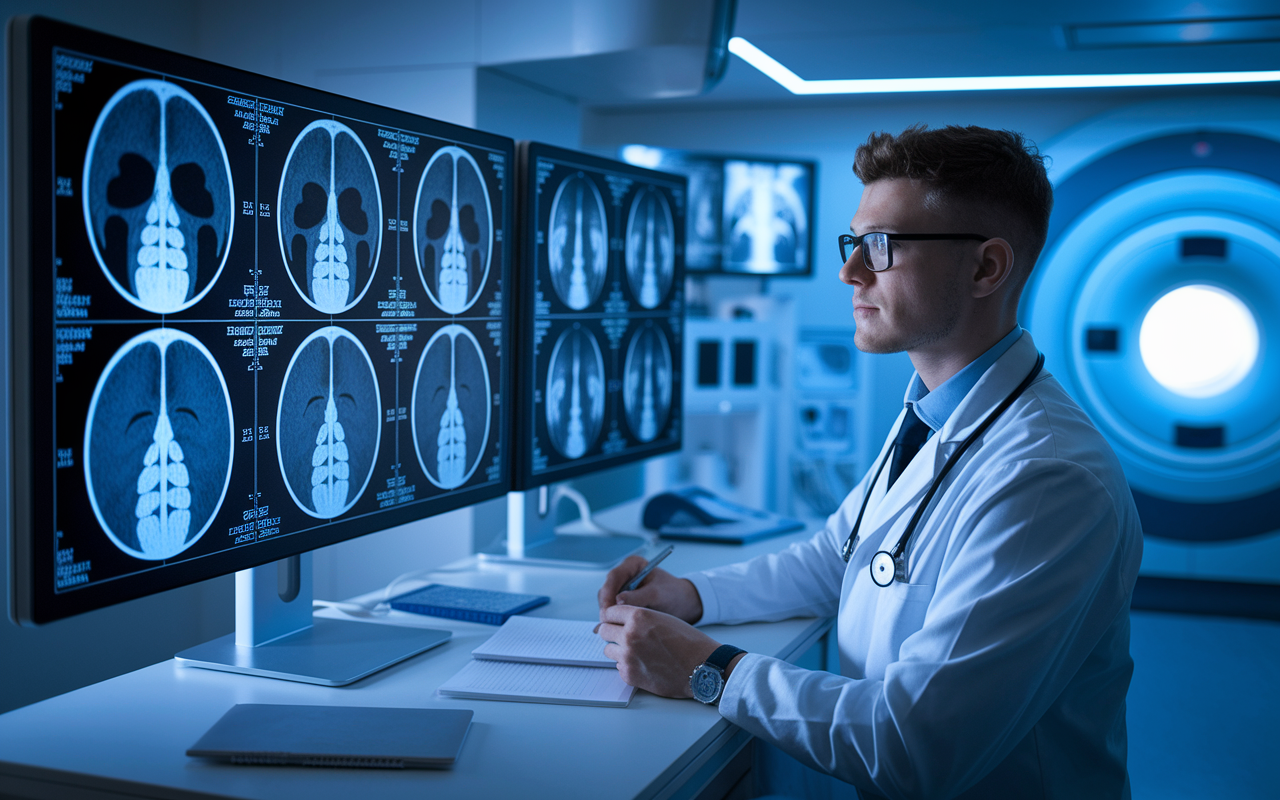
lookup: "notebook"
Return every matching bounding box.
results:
[438,659,634,707]
[388,584,550,625]
[470,616,613,667]
[187,704,473,769]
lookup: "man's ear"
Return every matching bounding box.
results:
[971,238,1015,299]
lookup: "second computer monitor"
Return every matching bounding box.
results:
[514,143,686,489]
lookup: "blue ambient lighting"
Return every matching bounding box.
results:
[726,37,1280,95]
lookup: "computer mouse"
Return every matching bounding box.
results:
[642,488,737,529]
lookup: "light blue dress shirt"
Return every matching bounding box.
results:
[905,326,1025,434]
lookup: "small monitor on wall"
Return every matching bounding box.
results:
[513,142,686,489]
[620,146,816,277]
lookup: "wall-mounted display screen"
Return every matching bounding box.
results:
[9,17,513,624]
[514,143,685,488]
[621,146,816,277]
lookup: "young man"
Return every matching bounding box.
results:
[596,125,1143,799]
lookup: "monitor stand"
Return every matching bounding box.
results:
[174,553,450,686]
[479,487,646,569]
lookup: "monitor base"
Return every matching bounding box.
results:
[175,618,450,687]
[478,534,645,570]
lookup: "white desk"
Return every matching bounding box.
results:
[0,527,830,800]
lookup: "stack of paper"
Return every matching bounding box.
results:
[438,617,634,707]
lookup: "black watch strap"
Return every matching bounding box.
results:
[706,644,746,673]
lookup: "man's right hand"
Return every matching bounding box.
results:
[597,554,703,624]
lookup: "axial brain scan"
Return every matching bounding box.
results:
[82,80,234,314]
[625,186,675,308]
[545,326,606,459]
[412,325,491,489]
[548,174,608,310]
[278,121,382,313]
[84,329,233,560]
[276,327,381,519]
[724,161,809,273]
[623,325,673,442]
[415,146,493,314]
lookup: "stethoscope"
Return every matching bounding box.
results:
[841,353,1046,587]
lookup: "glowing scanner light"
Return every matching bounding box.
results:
[1139,284,1259,398]
[727,37,1280,94]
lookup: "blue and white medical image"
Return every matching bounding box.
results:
[412,325,491,489]
[277,121,382,314]
[83,329,234,560]
[82,80,234,314]
[624,186,674,308]
[548,173,608,310]
[623,324,673,442]
[723,161,809,274]
[276,327,381,519]
[545,325,606,459]
[414,146,493,314]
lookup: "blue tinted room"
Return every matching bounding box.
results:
[1,2,1278,799]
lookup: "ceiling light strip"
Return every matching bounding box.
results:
[727,36,1280,94]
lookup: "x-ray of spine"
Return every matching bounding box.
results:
[82,80,234,314]
[548,173,608,310]
[724,161,809,273]
[276,327,381,519]
[277,121,382,314]
[415,146,493,314]
[545,325,606,459]
[623,324,673,442]
[625,186,675,309]
[412,324,491,489]
[83,329,234,560]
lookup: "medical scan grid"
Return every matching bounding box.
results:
[517,145,685,487]
[38,37,511,619]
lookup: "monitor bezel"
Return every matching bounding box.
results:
[9,16,515,626]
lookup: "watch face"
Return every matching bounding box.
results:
[691,664,723,703]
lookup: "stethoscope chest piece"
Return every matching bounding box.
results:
[870,551,897,587]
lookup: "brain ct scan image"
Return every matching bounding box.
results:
[623,324,673,442]
[412,325,492,489]
[82,80,234,314]
[83,329,234,560]
[724,161,809,274]
[545,326,606,459]
[277,120,382,314]
[415,146,493,314]
[625,186,675,308]
[548,173,608,310]
[276,327,381,519]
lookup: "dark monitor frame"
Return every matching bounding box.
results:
[512,141,685,491]
[9,16,514,625]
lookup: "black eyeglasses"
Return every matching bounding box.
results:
[838,232,989,271]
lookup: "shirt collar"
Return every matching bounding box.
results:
[905,327,1024,433]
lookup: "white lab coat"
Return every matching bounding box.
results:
[686,332,1143,800]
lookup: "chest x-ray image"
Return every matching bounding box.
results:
[276,327,381,519]
[83,329,233,560]
[82,80,234,314]
[414,146,493,315]
[623,324,673,442]
[545,325,606,459]
[625,186,675,309]
[277,121,382,314]
[724,160,809,274]
[412,324,491,489]
[548,173,608,310]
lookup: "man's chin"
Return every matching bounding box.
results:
[853,328,905,355]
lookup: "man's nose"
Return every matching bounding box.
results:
[839,249,868,286]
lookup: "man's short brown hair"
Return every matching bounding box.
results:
[853,125,1053,277]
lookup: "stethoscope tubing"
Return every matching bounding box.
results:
[843,353,1047,587]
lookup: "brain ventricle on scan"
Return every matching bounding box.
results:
[416,146,493,315]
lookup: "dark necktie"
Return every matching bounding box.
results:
[886,406,932,490]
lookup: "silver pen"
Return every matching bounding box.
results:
[624,545,675,592]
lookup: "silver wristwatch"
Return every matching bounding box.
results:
[690,644,746,705]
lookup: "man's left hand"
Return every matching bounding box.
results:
[597,604,720,698]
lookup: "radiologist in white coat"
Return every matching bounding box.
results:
[597,125,1144,800]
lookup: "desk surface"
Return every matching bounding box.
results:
[0,519,829,800]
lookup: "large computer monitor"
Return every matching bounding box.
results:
[483,143,685,567]
[8,17,512,683]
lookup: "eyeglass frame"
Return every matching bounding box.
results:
[838,232,990,272]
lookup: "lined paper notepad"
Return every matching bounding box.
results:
[470,617,613,668]
[438,660,634,707]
